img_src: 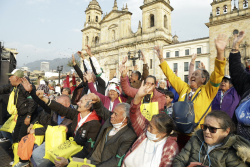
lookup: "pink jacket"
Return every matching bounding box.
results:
[88,82,127,111]
[120,76,166,112]
[122,102,179,167]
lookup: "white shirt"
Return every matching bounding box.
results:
[124,137,167,167]
[74,112,91,134]
[109,101,114,111]
[109,125,127,136]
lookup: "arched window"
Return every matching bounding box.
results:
[164,15,168,29]
[112,30,115,40]
[88,16,90,22]
[243,0,248,8]
[216,7,220,15]
[96,16,98,22]
[86,36,89,45]
[150,14,154,27]
[95,36,99,44]
[223,5,227,13]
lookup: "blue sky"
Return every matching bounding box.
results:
[0,0,215,67]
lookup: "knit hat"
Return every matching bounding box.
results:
[37,84,50,94]
[109,84,120,94]
[6,69,24,78]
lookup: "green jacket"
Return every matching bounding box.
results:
[173,130,250,167]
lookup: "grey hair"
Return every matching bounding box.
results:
[56,95,71,105]
[197,68,210,85]
[116,103,130,119]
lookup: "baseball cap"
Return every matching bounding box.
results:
[223,75,231,80]
[6,69,24,78]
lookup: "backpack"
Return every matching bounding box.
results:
[235,98,250,126]
[172,91,211,134]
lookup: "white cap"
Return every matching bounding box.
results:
[109,78,119,84]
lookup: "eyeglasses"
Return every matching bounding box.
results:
[200,124,223,133]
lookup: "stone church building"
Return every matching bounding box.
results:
[81,0,250,81]
[81,0,173,80]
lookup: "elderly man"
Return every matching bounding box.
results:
[79,93,137,167]
[0,69,37,167]
[21,78,102,167]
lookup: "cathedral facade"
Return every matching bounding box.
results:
[81,0,174,80]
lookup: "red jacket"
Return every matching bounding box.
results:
[120,76,166,112]
[122,102,179,167]
[65,75,76,94]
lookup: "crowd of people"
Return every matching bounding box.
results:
[0,31,250,167]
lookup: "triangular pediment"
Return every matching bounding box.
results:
[100,10,132,24]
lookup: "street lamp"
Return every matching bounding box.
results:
[57,65,63,84]
[127,50,141,66]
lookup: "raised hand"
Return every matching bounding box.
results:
[122,56,128,64]
[232,31,246,50]
[198,62,206,69]
[77,51,85,59]
[84,71,93,82]
[67,71,70,76]
[36,90,45,99]
[86,93,101,104]
[215,34,228,54]
[140,51,147,64]
[134,80,155,104]
[21,77,33,93]
[72,54,76,66]
[85,45,92,57]
[154,46,164,63]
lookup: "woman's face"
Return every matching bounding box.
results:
[190,70,205,89]
[203,116,230,146]
[147,119,167,140]
[159,82,166,89]
[219,79,231,92]
[108,90,119,99]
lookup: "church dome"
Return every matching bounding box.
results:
[87,0,101,10]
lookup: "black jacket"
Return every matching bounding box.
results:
[0,83,36,116]
[48,100,102,159]
[29,89,73,138]
[71,61,106,104]
[229,51,250,140]
[87,101,137,167]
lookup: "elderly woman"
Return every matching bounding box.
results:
[173,110,250,167]
[157,80,179,103]
[212,75,240,118]
[85,72,127,111]
[157,34,227,149]
[122,81,179,167]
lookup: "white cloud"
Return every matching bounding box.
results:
[71,29,81,32]
[39,18,45,22]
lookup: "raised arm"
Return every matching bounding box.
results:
[157,46,188,95]
[65,72,70,88]
[188,54,196,84]
[120,64,138,98]
[140,51,149,81]
[229,31,250,97]
[204,34,227,99]
[72,54,84,81]
[130,81,154,136]
[87,93,111,122]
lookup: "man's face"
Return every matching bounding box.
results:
[62,89,69,95]
[57,97,70,108]
[9,76,19,86]
[131,73,138,82]
[110,105,125,124]
[77,95,92,112]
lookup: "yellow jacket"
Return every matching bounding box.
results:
[159,58,226,126]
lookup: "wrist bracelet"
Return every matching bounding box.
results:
[231,49,239,52]
[46,98,51,106]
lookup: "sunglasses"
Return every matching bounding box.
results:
[200,124,223,133]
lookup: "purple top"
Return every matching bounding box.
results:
[212,87,241,118]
